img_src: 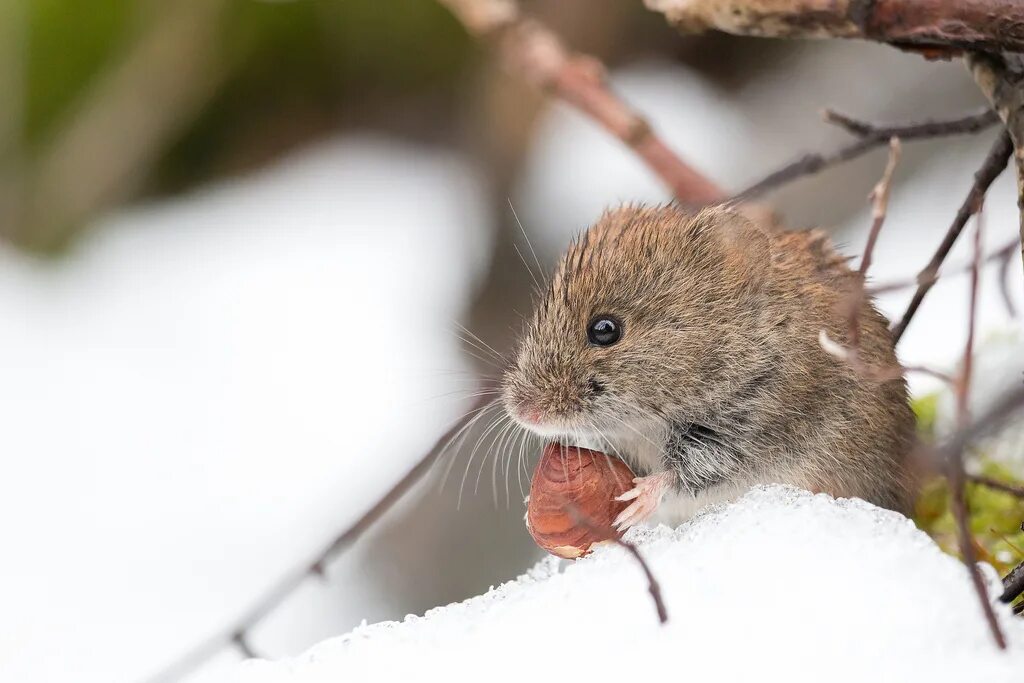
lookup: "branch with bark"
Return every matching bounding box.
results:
[969,53,1024,275]
[643,0,1024,54]
[437,0,724,205]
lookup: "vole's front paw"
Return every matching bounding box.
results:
[613,471,675,531]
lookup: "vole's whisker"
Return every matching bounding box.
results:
[453,322,507,364]
[588,422,630,491]
[459,410,510,509]
[507,425,526,507]
[515,426,530,503]
[513,243,543,293]
[423,388,503,404]
[438,399,501,494]
[507,198,546,292]
[485,415,516,506]
[454,343,505,370]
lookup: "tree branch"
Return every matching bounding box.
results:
[643,0,1024,54]
[890,131,1013,343]
[735,108,999,201]
[968,52,1024,278]
[438,0,724,205]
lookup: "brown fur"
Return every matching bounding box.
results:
[503,204,917,515]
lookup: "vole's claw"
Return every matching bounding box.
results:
[614,487,641,502]
[612,471,674,530]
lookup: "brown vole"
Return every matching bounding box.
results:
[502,204,916,528]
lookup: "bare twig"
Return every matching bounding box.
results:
[970,474,1024,499]
[818,331,952,384]
[865,236,1019,298]
[926,383,1024,638]
[891,132,1013,343]
[644,0,1024,53]
[848,137,900,354]
[144,396,492,683]
[565,503,669,625]
[945,208,1007,649]
[824,108,1000,139]
[820,138,909,378]
[928,360,1024,617]
[958,210,983,421]
[735,108,998,201]
[997,239,1020,317]
[937,385,1024,466]
[859,136,902,278]
[438,0,723,205]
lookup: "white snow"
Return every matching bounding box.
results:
[234,486,1024,683]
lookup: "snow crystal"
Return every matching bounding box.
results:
[233,486,1024,683]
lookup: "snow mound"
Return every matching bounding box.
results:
[233,486,1024,683]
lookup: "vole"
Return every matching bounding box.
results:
[502,204,916,528]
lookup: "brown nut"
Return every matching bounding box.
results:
[525,443,635,559]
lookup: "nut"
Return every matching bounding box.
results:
[525,443,635,558]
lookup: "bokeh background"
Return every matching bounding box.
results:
[1,2,1022,682]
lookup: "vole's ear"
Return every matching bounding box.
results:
[687,206,772,287]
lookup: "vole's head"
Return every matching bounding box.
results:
[502,205,773,440]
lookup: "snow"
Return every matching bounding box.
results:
[234,486,1024,683]
[0,136,491,683]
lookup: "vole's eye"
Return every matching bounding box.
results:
[587,315,622,347]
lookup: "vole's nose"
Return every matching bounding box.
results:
[517,404,543,425]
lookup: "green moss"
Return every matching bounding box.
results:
[911,392,940,440]
[913,461,1024,577]
[910,391,1023,611]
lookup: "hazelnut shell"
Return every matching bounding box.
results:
[525,443,635,559]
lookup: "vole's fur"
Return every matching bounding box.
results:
[503,204,916,523]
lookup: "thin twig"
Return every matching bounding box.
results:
[847,137,901,354]
[865,236,1019,297]
[996,238,1019,317]
[818,331,952,384]
[437,0,723,205]
[946,208,1007,649]
[927,383,1024,622]
[565,503,669,625]
[144,395,492,683]
[858,137,902,277]
[891,132,1013,343]
[825,108,1000,139]
[970,474,1024,499]
[734,108,998,201]
[820,139,910,379]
